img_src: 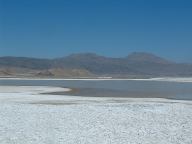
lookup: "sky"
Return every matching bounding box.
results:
[0,0,192,62]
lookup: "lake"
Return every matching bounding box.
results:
[0,79,192,100]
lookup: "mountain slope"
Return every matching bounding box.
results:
[126,52,172,64]
[54,53,141,75]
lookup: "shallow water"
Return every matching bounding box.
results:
[0,79,192,100]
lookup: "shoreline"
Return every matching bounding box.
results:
[0,86,191,104]
[0,86,71,95]
[45,87,192,101]
[1,77,192,83]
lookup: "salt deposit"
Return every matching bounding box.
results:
[0,86,191,144]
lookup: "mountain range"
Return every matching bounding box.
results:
[0,52,192,78]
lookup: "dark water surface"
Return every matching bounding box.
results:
[0,79,192,100]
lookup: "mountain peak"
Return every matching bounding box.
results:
[127,52,172,64]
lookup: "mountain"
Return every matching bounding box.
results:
[53,53,140,75]
[0,52,192,78]
[126,52,172,64]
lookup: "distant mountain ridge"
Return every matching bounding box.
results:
[0,52,192,78]
[126,52,173,64]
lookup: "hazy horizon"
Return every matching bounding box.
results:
[0,51,190,63]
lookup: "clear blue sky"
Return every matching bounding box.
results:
[0,0,192,62]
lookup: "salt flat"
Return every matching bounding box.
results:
[0,86,192,144]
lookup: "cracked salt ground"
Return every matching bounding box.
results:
[0,86,192,144]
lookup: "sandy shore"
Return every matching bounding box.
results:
[0,86,192,144]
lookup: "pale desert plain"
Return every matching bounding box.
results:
[0,78,192,144]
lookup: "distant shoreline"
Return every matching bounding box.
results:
[1,77,192,82]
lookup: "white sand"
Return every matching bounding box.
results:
[0,86,192,144]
